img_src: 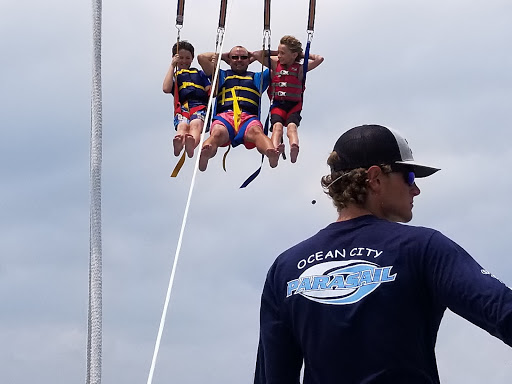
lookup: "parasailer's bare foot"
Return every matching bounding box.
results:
[277,143,285,155]
[266,148,280,168]
[184,134,196,158]
[199,144,216,171]
[290,144,299,163]
[173,135,184,156]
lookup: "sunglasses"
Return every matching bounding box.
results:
[231,55,249,60]
[389,165,415,186]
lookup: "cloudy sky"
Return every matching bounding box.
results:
[2,0,512,382]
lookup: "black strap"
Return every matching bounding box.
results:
[263,0,271,31]
[307,0,316,32]
[176,0,185,26]
[218,0,228,29]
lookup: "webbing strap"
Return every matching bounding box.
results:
[272,90,302,99]
[274,81,302,89]
[176,68,198,74]
[220,96,260,107]
[218,85,261,98]
[307,0,316,32]
[240,29,272,188]
[176,0,185,26]
[240,114,270,188]
[218,0,228,28]
[263,0,271,31]
[213,114,256,172]
[173,40,180,115]
[170,151,186,177]
[277,69,299,77]
[178,82,207,92]
[222,145,231,171]
[170,24,184,176]
[231,89,242,132]
[303,39,311,85]
[211,115,232,172]
[303,0,315,84]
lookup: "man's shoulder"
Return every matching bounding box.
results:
[376,220,440,242]
[275,227,327,262]
[275,219,440,257]
[248,68,270,76]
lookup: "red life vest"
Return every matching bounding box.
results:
[270,62,303,102]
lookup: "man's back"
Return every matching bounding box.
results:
[255,215,512,384]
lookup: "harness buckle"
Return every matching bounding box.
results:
[276,91,287,97]
[278,82,288,87]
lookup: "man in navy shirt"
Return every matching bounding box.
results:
[254,124,512,384]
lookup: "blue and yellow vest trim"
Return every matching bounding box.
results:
[216,71,261,116]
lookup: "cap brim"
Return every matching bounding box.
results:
[395,160,440,178]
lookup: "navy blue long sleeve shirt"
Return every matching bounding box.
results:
[254,215,512,384]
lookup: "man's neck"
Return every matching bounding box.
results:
[337,205,373,222]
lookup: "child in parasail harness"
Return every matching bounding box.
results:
[254,35,323,163]
[163,41,211,158]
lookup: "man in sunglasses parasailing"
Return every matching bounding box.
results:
[197,46,280,171]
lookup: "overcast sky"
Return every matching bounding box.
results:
[1,0,512,383]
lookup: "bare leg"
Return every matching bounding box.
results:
[290,143,299,163]
[287,123,299,163]
[270,122,284,153]
[173,122,188,156]
[246,124,280,168]
[198,124,229,171]
[185,119,204,158]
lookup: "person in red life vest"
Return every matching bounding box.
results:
[253,36,324,163]
[196,46,280,172]
[163,41,211,158]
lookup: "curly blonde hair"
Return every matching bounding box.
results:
[321,152,392,212]
[280,35,304,61]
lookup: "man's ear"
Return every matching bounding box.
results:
[366,165,383,193]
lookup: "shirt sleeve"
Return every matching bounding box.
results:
[253,69,270,93]
[254,261,303,384]
[210,68,225,83]
[199,70,211,86]
[424,231,512,346]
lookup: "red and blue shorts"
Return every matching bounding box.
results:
[212,111,262,149]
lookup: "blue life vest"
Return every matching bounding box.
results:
[175,68,209,106]
[216,70,261,116]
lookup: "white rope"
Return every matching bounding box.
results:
[86,0,103,382]
[145,4,233,384]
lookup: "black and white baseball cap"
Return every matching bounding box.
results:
[332,124,440,178]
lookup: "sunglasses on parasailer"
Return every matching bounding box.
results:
[231,55,249,60]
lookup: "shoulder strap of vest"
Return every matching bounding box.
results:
[176,68,199,76]
[276,62,300,77]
